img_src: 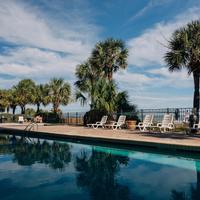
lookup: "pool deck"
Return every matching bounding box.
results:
[0,123,200,152]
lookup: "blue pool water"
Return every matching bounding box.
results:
[0,134,200,200]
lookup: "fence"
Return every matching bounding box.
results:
[138,107,193,122]
[62,107,194,125]
[62,112,85,125]
[0,107,194,125]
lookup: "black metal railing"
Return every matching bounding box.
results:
[62,107,194,125]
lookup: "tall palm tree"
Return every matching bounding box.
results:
[48,78,71,113]
[14,79,36,114]
[165,20,200,118]
[91,38,128,81]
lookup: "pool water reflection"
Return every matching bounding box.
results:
[0,135,200,200]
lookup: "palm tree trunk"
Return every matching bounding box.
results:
[36,103,40,113]
[21,105,25,114]
[12,106,16,115]
[6,107,10,113]
[193,72,199,120]
[108,71,113,81]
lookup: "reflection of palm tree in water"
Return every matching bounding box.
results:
[75,149,130,200]
[171,161,200,200]
[0,136,71,170]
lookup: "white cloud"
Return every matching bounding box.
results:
[0,0,100,86]
[130,0,173,21]
[0,0,99,57]
[127,6,200,67]
[115,70,154,86]
[0,47,79,80]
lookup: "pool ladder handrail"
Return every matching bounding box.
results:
[24,122,39,131]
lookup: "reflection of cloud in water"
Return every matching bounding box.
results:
[119,159,195,200]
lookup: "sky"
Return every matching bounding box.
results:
[0,0,200,112]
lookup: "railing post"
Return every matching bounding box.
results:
[76,112,78,125]
[67,112,69,124]
[141,109,144,121]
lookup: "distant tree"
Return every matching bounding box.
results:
[14,79,36,114]
[48,78,71,113]
[165,20,200,118]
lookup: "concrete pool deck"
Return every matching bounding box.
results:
[0,123,200,152]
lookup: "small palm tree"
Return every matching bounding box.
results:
[0,89,10,112]
[34,84,49,113]
[165,20,200,117]
[48,78,71,113]
[14,79,36,114]
[8,88,19,115]
[75,61,102,109]
[93,78,117,112]
[91,38,128,81]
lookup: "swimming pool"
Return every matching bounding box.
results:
[0,134,200,200]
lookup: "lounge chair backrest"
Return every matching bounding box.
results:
[143,114,153,125]
[18,116,24,121]
[100,116,108,124]
[161,114,173,126]
[117,115,126,125]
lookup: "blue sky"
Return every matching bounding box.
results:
[0,0,200,112]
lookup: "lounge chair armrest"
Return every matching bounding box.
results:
[138,122,143,126]
[168,123,174,128]
[193,124,199,128]
[157,123,162,127]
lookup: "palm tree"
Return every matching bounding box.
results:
[93,78,117,112]
[14,79,36,114]
[165,20,200,118]
[8,88,19,115]
[91,38,128,81]
[34,84,49,113]
[0,89,10,112]
[116,91,136,113]
[75,61,102,109]
[48,78,71,113]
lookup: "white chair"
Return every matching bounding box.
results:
[18,116,24,123]
[105,115,126,130]
[157,114,174,132]
[87,115,108,129]
[193,121,200,129]
[136,114,154,132]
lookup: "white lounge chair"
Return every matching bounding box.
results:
[193,121,200,129]
[18,116,24,123]
[136,114,154,131]
[87,115,108,129]
[105,115,126,130]
[157,114,174,133]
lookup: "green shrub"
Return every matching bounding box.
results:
[83,110,107,126]
[37,111,61,123]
